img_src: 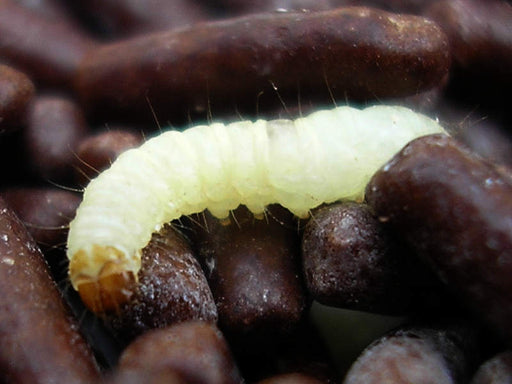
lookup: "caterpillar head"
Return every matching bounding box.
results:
[69,245,140,314]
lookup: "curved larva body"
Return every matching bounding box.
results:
[67,105,447,313]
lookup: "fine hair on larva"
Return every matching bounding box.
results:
[66,104,448,313]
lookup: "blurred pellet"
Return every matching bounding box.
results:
[74,7,450,124]
[0,0,97,87]
[14,0,81,23]
[471,351,512,384]
[256,372,325,384]
[302,202,446,315]
[343,321,480,384]
[1,187,81,251]
[0,64,35,134]
[365,134,512,342]
[25,94,89,182]
[102,225,218,342]
[424,0,512,107]
[118,321,243,384]
[74,128,143,186]
[233,320,338,382]
[0,196,100,383]
[425,0,512,81]
[70,0,211,38]
[342,0,432,13]
[438,104,512,168]
[208,0,334,14]
[105,368,186,384]
[193,206,307,342]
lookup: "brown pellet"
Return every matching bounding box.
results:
[0,0,97,87]
[1,187,81,251]
[101,225,218,342]
[105,368,186,384]
[343,320,480,384]
[256,372,326,384]
[424,0,512,84]
[13,0,77,21]
[74,128,143,185]
[70,0,211,37]
[365,134,512,342]
[471,351,512,384]
[232,319,338,382]
[74,6,450,123]
[302,201,445,315]
[0,196,100,383]
[192,205,307,341]
[25,94,89,182]
[0,64,35,134]
[210,0,334,14]
[118,321,243,384]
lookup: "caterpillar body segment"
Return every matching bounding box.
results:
[67,105,447,313]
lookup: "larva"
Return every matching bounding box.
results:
[67,105,447,313]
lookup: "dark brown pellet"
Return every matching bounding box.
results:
[102,225,218,342]
[13,0,77,21]
[210,0,334,14]
[0,64,35,134]
[232,319,338,382]
[256,372,326,384]
[302,201,445,315]
[74,7,450,124]
[118,321,243,384]
[25,94,89,182]
[105,368,186,384]
[74,128,143,185]
[471,351,512,384]
[343,321,480,384]
[0,196,100,383]
[1,187,81,250]
[193,205,307,342]
[70,0,211,37]
[424,0,512,84]
[0,0,97,87]
[365,134,512,342]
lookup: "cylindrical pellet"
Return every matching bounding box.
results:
[192,205,307,341]
[74,128,143,185]
[75,7,450,123]
[365,134,512,342]
[118,321,243,384]
[99,225,218,342]
[2,187,81,250]
[471,351,512,384]
[424,0,512,84]
[0,196,100,383]
[302,201,447,315]
[0,0,97,87]
[343,320,480,384]
[0,64,35,134]
[25,94,89,182]
[70,0,210,37]
[256,372,325,384]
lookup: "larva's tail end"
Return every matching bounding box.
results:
[69,246,140,314]
[77,269,137,314]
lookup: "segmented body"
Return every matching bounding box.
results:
[67,105,447,313]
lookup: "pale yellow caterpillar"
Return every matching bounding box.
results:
[67,105,447,313]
